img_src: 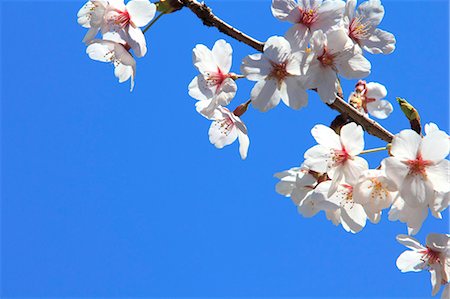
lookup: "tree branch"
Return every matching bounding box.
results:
[179,0,394,143]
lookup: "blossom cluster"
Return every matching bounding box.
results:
[77,0,449,297]
[396,233,450,298]
[187,0,396,158]
[78,0,158,91]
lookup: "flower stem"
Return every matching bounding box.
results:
[142,13,165,34]
[360,146,388,155]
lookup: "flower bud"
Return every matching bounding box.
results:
[233,100,251,117]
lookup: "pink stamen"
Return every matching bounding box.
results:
[349,16,371,42]
[298,8,318,28]
[317,47,335,67]
[268,61,289,84]
[406,154,432,177]
[421,247,441,265]
[332,147,350,166]
[113,9,131,28]
[205,67,230,94]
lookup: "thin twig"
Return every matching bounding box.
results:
[179,0,394,143]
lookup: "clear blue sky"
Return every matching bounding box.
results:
[1,0,448,298]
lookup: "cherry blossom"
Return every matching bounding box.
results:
[388,196,428,235]
[241,36,309,112]
[304,29,371,103]
[304,122,368,196]
[343,0,396,54]
[100,0,156,57]
[382,129,450,208]
[271,0,345,50]
[275,167,330,217]
[78,1,108,43]
[396,233,450,296]
[86,33,136,91]
[348,81,393,119]
[313,180,367,233]
[189,40,238,118]
[208,106,249,160]
[353,169,396,223]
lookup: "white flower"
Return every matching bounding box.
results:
[86,33,136,91]
[382,129,450,207]
[275,167,328,217]
[353,169,397,223]
[78,0,108,43]
[396,234,450,296]
[304,122,368,196]
[274,167,307,197]
[313,180,367,233]
[271,0,345,50]
[97,0,156,57]
[208,106,249,160]
[348,81,393,119]
[188,40,237,118]
[241,36,309,112]
[305,29,371,103]
[343,0,396,54]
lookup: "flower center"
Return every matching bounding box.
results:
[317,47,335,67]
[349,16,371,42]
[337,184,354,206]
[421,247,441,265]
[370,178,389,203]
[331,148,350,166]
[205,67,230,93]
[213,116,235,136]
[406,154,432,177]
[113,9,131,29]
[268,61,289,84]
[298,8,318,27]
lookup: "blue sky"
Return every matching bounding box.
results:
[1,0,448,298]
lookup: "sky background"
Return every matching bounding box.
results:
[1,0,449,298]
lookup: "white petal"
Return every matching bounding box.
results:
[426,233,449,252]
[362,28,396,55]
[343,156,368,185]
[365,82,387,99]
[304,145,331,173]
[356,0,384,28]
[396,234,424,250]
[264,36,292,64]
[193,44,216,74]
[126,0,156,27]
[391,130,422,160]
[317,68,339,104]
[285,24,309,51]
[400,174,435,207]
[313,0,346,33]
[340,122,364,155]
[250,79,281,112]
[340,203,367,233]
[208,119,238,149]
[396,250,426,272]
[188,75,212,101]
[431,264,443,296]
[241,53,272,81]
[311,124,341,149]
[344,0,357,20]
[326,29,351,54]
[127,24,147,57]
[212,39,233,74]
[271,0,299,22]
[367,99,393,119]
[335,51,371,79]
[424,123,440,135]
[421,131,450,163]
[427,160,450,193]
[279,77,308,110]
[86,41,114,62]
[237,130,250,160]
[383,157,409,188]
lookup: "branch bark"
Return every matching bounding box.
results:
[179,0,394,143]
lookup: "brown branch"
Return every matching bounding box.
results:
[178,0,394,143]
